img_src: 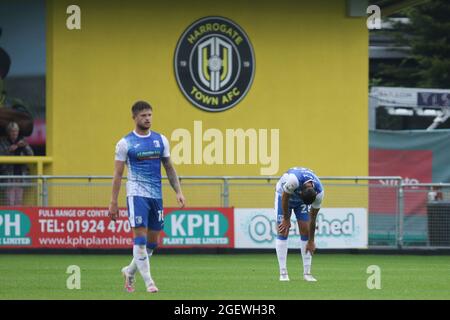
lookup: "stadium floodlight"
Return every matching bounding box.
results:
[387,107,414,116]
[416,108,443,117]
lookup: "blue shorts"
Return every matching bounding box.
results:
[275,194,310,224]
[127,196,164,230]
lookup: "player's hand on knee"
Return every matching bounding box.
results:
[278,219,291,235]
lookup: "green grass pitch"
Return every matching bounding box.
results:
[0,253,449,299]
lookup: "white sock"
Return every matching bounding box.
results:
[300,239,312,275]
[133,244,153,287]
[276,238,288,272]
[127,258,137,276]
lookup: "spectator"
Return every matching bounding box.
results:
[428,186,444,202]
[0,121,34,205]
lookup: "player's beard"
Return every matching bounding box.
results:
[137,122,151,131]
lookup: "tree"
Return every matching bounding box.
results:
[370,0,450,129]
[372,0,450,88]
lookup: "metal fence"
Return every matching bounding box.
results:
[0,175,449,249]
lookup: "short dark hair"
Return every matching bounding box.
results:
[131,101,152,116]
[301,185,317,205]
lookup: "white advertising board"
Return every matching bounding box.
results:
[234,208,368,249]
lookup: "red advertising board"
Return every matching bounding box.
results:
[0,207,132,249]
[369,149,432,215]
[0,207,234,249]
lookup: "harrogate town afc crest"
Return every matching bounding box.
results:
[174,16,255,112]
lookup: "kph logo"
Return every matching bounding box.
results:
[0,210,31,245]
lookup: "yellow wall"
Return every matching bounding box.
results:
[47,0,368,180]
